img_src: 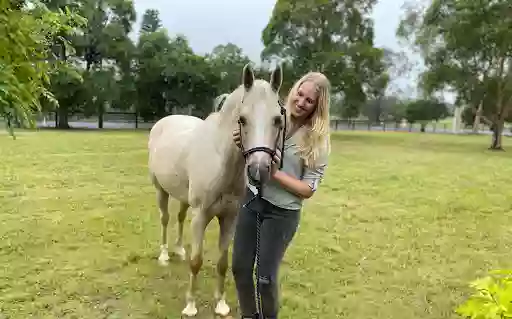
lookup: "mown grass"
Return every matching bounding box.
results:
[0,130,511,319]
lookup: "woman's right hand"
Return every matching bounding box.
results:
[233,128,242,149]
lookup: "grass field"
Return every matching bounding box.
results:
[1,130,511,319]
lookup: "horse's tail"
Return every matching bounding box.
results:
[212,93,229,112]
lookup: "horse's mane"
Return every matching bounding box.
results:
[209,79,276,139]
[215,85,245,125]
[212,93,230,113]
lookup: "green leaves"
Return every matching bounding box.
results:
[134,13,223,120]
[404,99,449,125]
[398,0,512,147]
[261,0,389,117]
[206,43,252,93]
[456,270,512,319]
[0,0,85,136]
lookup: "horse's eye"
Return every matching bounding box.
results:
[239,116,247,126]
[273,116,282,127]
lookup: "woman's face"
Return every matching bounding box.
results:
[290,80,318,121]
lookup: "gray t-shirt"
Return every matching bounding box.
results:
[248,128,329,210]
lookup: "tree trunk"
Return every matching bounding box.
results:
[98,109,104,129]
[420,123,426,132]
[452,106,462,133]
[56,35,69,129]
[489,120,504,151]
[472,101,483,133]
[57,106,70,129]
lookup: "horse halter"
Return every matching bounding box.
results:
[237,101,287,171]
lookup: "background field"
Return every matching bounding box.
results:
[0,130,511,319]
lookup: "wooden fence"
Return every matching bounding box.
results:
[32,112,460,134]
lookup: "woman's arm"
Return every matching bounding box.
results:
[272,170,316,199]
[270,149,328,199]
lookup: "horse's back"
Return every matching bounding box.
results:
[148,115,203,151]
[148,115,203,200]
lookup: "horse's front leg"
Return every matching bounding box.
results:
[182,209,211,317]
[214,213,237,317]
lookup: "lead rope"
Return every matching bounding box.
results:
[254,186,263,319]
[242,105,286,319]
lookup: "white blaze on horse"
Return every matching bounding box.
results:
[147,63,284,317]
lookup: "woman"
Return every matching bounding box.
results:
[231,71,332,319]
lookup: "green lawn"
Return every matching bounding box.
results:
[1,130,511,319]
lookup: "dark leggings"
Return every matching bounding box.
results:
[232,188,300,319]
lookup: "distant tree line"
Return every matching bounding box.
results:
[2,0,490,143]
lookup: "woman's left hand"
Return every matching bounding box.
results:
[271,149,282,176]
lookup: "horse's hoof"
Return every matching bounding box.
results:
[174,246,186,261]
[214,299,230,316]
[158,259,169,266]
[182,302,198,317]
[158,254,170,266]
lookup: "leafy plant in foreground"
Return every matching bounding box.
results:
[0,0,85,136]
[456,270,512,319]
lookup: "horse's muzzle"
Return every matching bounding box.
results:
[247,154,272,185]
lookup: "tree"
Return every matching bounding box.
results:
[75,0,136,128]
[44,62,87,128]
[404,99,449,132]
[100,0,137,115]
[41,0,136,128]
[161,35,223,118]
[461,104,512,129]
[135,22,174,120]
[0,0,85,135]
[260,0,389,118]
[40,0,84,128]
[387,99,408,123]
[206,43,251,94]
[397,0,512,150]
[135,10,222,121]
[362,95,402,123]
[140,8,161,33]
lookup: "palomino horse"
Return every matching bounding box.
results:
[147,63,284,317]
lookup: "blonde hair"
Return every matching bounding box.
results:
[285,72,331,168]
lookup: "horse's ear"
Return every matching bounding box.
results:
[270,63,283,93]
[242,63,255,90]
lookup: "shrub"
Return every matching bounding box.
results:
[456,270,512,319]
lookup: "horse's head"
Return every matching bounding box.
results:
[237,63,284,186]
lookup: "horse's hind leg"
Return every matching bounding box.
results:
[174,201,189,261]
[214,214,237,317]
[156,187,171,266]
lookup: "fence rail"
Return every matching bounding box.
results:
[3,112,511,136]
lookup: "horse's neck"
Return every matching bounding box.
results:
[210,88,246,166]
[212,112,243,167]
